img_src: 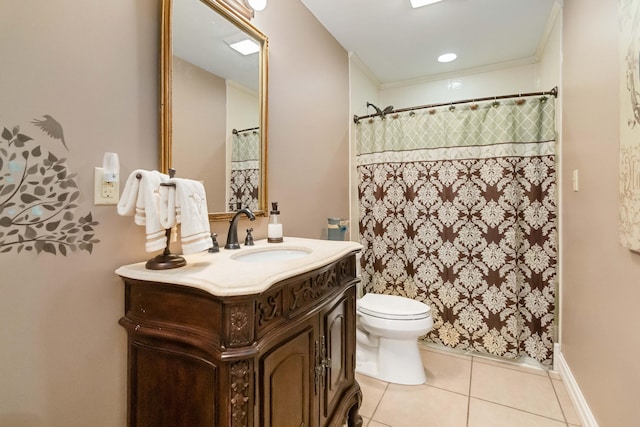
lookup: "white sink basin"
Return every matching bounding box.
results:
[231,247,312,263]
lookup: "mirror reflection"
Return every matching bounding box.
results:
[162,0,268,220]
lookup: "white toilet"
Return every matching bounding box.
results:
[355,292,433,385]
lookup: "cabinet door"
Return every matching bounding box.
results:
[320,288,356,426]
[259,318,318,427]
[129,342,218,427]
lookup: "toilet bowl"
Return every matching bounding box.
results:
[355,293,433,385]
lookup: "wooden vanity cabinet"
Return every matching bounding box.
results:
[118,252,363,427]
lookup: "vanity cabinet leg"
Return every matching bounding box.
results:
[347,404,363,427]
[346,386,363,427]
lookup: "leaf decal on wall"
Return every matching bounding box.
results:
[0,116,100,256]
[46,220,60,232]
[16,134,33,144]
[20,193,38,204]
[0,185,14,197]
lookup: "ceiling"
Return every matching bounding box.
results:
[174,0,260,92]
[300,0,560,85]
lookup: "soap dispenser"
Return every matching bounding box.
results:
[267,202,283,243]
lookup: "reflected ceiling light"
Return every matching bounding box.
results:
[410,0,444,8]
[247,0,267,11]
[438,52,457,63]
[229,39,260,55]
[448,79,462,90]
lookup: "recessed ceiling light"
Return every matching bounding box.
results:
[410,0,444,8]
[438,53,457,63]
[247,0,267,11]
[229,39,260,55]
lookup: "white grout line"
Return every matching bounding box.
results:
[549,370,570,424]
[368,381,390,427]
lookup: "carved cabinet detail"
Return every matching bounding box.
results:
[118,253,362,427]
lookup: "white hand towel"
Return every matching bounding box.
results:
[160,178,212,255]
[158,183,178,230]
[117,169,169,252]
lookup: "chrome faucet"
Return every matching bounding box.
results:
[225,208,256,249]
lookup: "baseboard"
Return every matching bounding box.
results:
[554,343,599,427]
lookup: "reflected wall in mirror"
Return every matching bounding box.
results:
[161,0,268,221]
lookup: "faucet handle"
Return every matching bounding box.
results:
[208,233,220,253]
[245,228,255,246]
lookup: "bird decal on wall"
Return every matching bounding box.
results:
[31,115,68,150]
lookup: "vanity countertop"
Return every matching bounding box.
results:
[115,237,362,297]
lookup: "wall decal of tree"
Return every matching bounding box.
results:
[0,117,100,255]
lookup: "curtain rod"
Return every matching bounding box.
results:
[232,126,259,134]
[353,86,558,124]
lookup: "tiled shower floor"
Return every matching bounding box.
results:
[354,343,581,427]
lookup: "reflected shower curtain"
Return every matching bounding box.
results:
[228,129,260,211]
[356,96,557,365]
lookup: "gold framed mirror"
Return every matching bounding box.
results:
[161,0,268,222]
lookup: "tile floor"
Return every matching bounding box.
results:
[354,344,581,427]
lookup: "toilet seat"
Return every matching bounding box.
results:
[357,293,431,320]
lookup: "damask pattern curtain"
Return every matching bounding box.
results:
[356,96,557,365]
[228,129,260,211]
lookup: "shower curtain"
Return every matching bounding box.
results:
[355,95,557,366]
[228,129,260,211]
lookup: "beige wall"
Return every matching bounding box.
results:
[0,1,160,426]
[252,1,350,240]
[562,0,640,426]
[172,55,227,212]
[0,0,350,425]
